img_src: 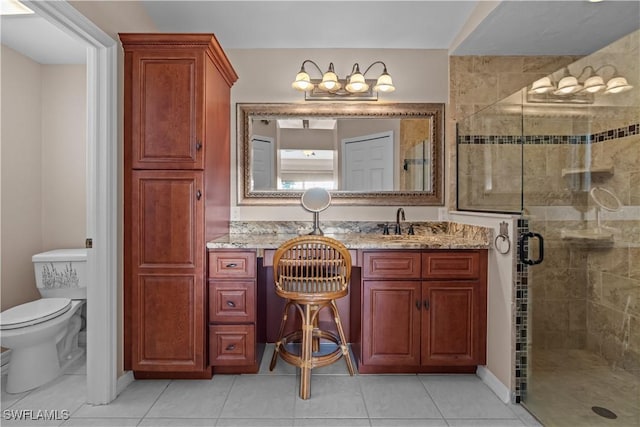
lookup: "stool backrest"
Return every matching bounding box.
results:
[273,236,351,296]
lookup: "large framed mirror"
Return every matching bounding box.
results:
[237,103,444,205]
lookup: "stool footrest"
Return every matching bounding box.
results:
[278,329,346,370]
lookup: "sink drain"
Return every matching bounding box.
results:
[592,406,617,419]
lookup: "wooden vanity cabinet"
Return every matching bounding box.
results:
[122,34,237,378]
[208,250,263,372]
[357,249,487,373]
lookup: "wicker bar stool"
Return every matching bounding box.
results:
[269,235,355,399]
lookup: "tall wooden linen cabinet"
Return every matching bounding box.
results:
[120,34,238,378]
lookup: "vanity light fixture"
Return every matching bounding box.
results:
[292,60,395,100]
[527,64,633,103]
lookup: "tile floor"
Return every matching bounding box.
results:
[2,345,541,427]
[524,349,640,427]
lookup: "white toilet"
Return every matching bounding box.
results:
[0,249,87,394]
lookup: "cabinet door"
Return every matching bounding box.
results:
[131,170,205,371]
[421,281,486,366]
[362,280,421,366]
[130,50,204,169]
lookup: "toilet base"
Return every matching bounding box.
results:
[6,338,61,394]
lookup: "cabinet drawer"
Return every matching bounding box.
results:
[362,251,421,279]
[208,251,256,279]
[422,251,480,280]
[209,324,255,366]
[209,281,255,323]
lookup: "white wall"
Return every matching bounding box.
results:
[449,210,518,402]
[0,46,86,311]
[41,65,87,250]
[1,45,43,311]
[227,48,449,222]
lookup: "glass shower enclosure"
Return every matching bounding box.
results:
[457,30,639,426]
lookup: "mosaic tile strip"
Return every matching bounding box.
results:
[458,122,639,145]
[513,218,530,404]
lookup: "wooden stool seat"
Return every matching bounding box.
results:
[269,236,355,399]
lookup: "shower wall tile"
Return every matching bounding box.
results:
[473,56,525,73]
[601,272,639,317]
[630,172,640,206]
[587,269,603,301]
[587,247,630,276]
[522,56,581,74]
[457,73,498,104]
[630,248,640,281]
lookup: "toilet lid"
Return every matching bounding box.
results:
[0,298,72,330]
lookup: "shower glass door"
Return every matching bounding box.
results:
[457,29,639,427]
[521,31,639,425]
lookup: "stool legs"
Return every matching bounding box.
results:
[270,299,354,399]
[329,300,355,376]
[270,301,292,371]
[300,304,313,399]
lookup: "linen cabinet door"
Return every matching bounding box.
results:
[129,50,204,169]
[361,280,421,368]
[130,170,205,371]
[421,281,486,366]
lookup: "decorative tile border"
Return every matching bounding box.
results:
[513,218,530,403]
[458,122,639,145]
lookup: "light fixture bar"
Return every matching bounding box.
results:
[305,79,378,101]
[291,60,395,101]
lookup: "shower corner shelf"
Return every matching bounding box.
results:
[561,228,615,245]
[561,166,614,178]
[561,167,614,192]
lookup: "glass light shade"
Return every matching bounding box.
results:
[373,73,395,92]
[553,76,582,95]
[345,73,369,93]
[604,76,633,94]
[292,71,314,92]
[581,75,606,93]
[528,77,554,94]
[318,71,341,91]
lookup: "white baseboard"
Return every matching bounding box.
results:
[477,365,511,403]
[116,371,134,396]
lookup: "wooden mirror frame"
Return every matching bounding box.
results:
[237,102,444,205]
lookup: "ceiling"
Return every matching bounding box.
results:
[1,1,639,64]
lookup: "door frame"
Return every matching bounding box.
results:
[25,1,119,404]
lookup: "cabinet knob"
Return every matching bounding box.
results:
[226,263,237,268]
[196,190,202,200]
[196,141,202,151]
[415,300,421,310]
[225,344,236,351]
[226,300,236,308]
[424,299,430,310]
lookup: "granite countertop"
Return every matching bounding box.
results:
[206,221,492,250]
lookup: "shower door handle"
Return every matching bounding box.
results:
[519,232,544,265]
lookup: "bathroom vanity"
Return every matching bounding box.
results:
[206,221,490,375]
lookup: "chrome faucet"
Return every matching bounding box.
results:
[395,207,405,235]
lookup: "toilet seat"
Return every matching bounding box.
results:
[0,298,72,330]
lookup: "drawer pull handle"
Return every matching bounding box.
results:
[226,300,236,308]
[424,299,430,310]
[415,300,421,310]
[225,344,236,351]
[226,263,237,268]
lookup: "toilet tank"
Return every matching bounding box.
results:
[32,249,87,299]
